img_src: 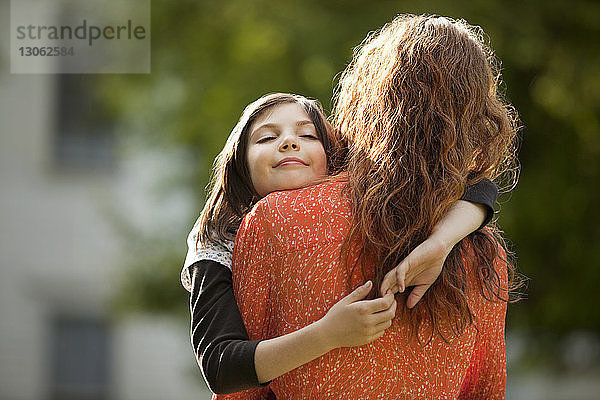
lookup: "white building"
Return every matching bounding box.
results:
[0,1,211,399]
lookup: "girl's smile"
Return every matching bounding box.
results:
[273,157,308,167]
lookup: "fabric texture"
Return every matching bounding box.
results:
[217,179,508,400]
[183,178,500,397]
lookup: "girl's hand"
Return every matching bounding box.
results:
[380,200,487,308]
[379,237,450,308]
[315,281,397,350]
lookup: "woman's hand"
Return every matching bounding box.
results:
[315,281,397,350]
[379,237,450,308]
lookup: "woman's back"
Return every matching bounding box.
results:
[229,180,507,399]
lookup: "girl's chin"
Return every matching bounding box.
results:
[269,177,325,194]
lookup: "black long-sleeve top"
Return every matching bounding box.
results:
[188,178,498,394]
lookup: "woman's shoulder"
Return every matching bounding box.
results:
[276,176,346,199]
[243,178,350,240]
[251,178,347,216]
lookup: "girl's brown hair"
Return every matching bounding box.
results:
[333,15,522,342]
[194,92,337,249]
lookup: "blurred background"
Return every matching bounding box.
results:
[1,0,599,399]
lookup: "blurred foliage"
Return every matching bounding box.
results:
[104,0,600,342]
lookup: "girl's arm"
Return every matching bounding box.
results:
[190,261,395,394]
[253,281,396,384]
[380,178,498,306]
[459,178,498,228]
[189,260,268,394]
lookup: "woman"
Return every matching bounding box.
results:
[222,15,520,399]
[186,94,496,394]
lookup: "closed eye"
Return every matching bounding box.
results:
[257,136,276,143]
[301,134,319,140]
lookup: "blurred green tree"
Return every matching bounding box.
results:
[101,0,600,348]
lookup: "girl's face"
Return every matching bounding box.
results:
[246,102,328,197]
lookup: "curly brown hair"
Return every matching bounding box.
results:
[332,15,522,343]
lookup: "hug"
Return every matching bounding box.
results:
[182,14,520,400]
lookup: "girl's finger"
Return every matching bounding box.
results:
[366,319,392,337]
[341,281,372,304]
[387,283,399,295]
[367,330,387,343]
[380,268,397,296]
[373,318,393,332]
[370,299,397,323]
[407,284,431,308]
[358,292,395,314]
[395,258,412,293]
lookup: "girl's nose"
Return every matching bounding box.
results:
[279,137,299,151]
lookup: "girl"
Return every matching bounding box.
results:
[182,93,498,395]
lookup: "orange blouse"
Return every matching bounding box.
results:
[216,179,507,400]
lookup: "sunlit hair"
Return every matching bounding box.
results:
[332,14,523,342]
[194,92,338,249]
